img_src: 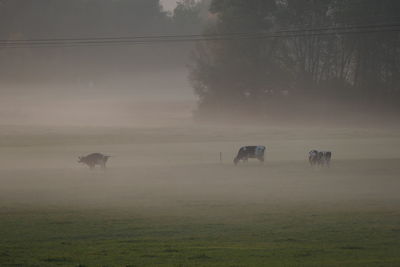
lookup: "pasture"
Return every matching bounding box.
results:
[0,124,400,266]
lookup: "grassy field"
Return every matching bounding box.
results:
[0,124,400,266]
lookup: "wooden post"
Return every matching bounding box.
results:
[220,152,222,164]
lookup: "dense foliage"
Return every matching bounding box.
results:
[190,0,400,118]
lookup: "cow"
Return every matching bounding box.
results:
[309,150,332,166]
[78,153,110,170]
[309,150,319,166]
[234,146,265,165]
[318,151,332,166]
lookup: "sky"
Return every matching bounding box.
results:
[160,0,178,11]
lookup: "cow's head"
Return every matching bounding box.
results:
[78,156,85,163]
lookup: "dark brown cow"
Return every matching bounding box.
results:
[78,153,110,170]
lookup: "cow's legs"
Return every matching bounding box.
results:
[326,158,331,167]
[101,161,106,170]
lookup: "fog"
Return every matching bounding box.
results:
[0,123,399,224]
[0,69,195,127]
[0,0,208,128]
[0,3,400,266]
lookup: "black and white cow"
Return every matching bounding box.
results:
[234,146,265,165]
[309,150,332,166]
[319,151,332,166]
[78,153,110,170]
[309,150,319,165]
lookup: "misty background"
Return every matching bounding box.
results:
[0,0,399,126]
[0,0,210,126]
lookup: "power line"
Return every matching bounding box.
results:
[1,22,399,49]
[1,22,399,43]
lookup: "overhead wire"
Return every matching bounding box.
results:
[0,22,399,49]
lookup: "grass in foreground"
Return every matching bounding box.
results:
[1,206,399,267]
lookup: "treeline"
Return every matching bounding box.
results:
[190,0,400,119]
[0,0,208,83]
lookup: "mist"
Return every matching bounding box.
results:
[1,1,400,266]
[0,0,207,127]
[0,69,195,127]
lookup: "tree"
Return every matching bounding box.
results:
[190,0,279,115]
[190,0,400,118]
[173,0,211,33]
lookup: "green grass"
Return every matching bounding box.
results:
[1,207,400,267]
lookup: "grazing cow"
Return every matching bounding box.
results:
[234,146,265,165]
[319,151,332,166]
[309,150,319,166]
[78,153,110,170]
[309,150,332,166]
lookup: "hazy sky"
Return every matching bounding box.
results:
[160,0,178,11]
